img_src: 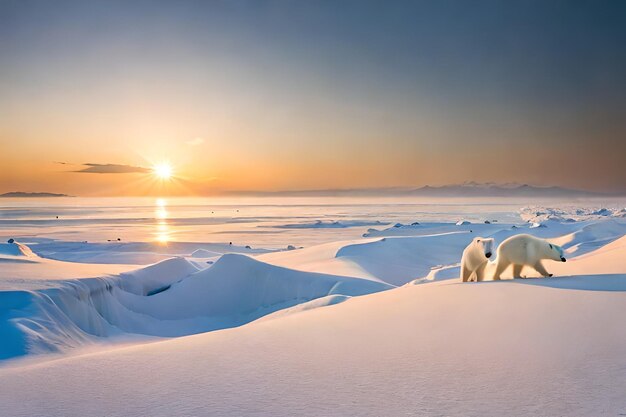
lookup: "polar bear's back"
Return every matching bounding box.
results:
[496,234,544,265]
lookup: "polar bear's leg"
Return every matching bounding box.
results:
[475,262,487,282]
[532,261,552,278]
[461,264,471,282]
[512,264,523,279]
[492,258,509,280]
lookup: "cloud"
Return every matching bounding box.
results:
[186,137,205,146]
[74,163,150,174]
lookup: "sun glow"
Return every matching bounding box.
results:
[153,163,173,180]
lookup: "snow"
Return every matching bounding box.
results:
[26,240,272,265]
[520,205,626,223]
[0,200,625,416]
[1,244,626,416]
[190,248,219,258]
[0,251,390,360]
[0,240,36,257]
[363,221,495,237]
[273,219,388,229]
[335,232,472,285]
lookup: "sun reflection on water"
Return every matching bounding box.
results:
[154,198,170,244]
[155,206,168,220]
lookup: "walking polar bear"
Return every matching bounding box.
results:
[460,234,566,282]
[460,237,494,282]
[492,234,566,280]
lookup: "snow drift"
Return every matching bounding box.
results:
[0,254,390,360]
[0,240,36,257]
[335,233,472,285]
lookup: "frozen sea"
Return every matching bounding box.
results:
[1,196,624,249]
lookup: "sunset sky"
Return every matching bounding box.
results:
[1,0,625,195]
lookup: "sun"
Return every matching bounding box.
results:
[153,163,173,180]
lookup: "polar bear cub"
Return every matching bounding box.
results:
[492,234,566,280]
[461,237,494,282]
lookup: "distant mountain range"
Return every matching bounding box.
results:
[0,192,71,198]
[406,183,611,198]
[231,183,618,197]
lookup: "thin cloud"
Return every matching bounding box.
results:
[186,137,205,146]
[74,163,150,174]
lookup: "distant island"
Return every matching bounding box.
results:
[0,192,71,198]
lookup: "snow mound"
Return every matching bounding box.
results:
[336,233,472,285]
[550,219,626,255]
[165,254,391,318]
[592,208,612,216]
[190,248,219,258]
[117,257,200,295]
[0,254,390,360]
[0,240,37,257]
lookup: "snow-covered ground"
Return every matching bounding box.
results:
[0,199,625,416]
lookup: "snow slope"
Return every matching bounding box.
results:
[0,252,390,360]
[1,250,625,416]
[335,232,471,285]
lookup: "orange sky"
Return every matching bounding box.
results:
[1,1,625,196]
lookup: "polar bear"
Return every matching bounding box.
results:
[492,234,566,280]
[460,237,494,282]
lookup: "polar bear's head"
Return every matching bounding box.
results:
[547,242,566,262]
[474,237,494,259]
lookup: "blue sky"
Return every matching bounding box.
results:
[1,0,625,194]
